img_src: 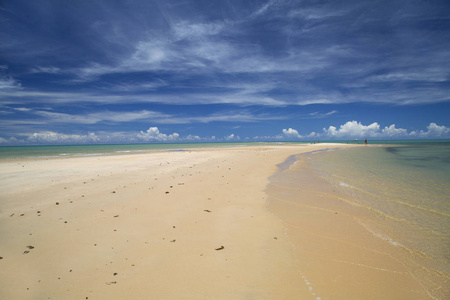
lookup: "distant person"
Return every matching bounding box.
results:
[364,139,368,145]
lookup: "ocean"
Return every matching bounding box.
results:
[0,142,284,160]
[0,140,422,160]
[268,140,450,299]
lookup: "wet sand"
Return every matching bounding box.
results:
[0,144,431,299]
[266,153,435,299]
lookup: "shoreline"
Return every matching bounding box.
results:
[1,143,434,299]
[0,142,308,161]
[0,144,341,299]
[266,149,443,299]
[1,139,432,161]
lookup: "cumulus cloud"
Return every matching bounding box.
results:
[321,121,449,139]
[1,122,449,145]
[425,122,450,136]
[412,123,450,137]
[224,134,240,141]
[323,121,380,138]
[27,131,99,144]
[282,128,302,138]
[185,134,201,141]
[136,127,180,142]
[381,124,408,137]
[0,126,208,145]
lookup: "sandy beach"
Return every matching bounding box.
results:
[0,144,433,299]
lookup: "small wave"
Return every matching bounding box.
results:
[115,150,146,153]
[377,234,401,246]
[339,182,354,188]
[359,222,402,247]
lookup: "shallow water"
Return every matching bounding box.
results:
[0,142,282,160]
[299,143,450,298]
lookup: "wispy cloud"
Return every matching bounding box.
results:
[309,110,338,118]
[0,66,21,90]
[0,108,285,130]
[0,0,449,141]
[29,66,62,74]
[2,0,449,107]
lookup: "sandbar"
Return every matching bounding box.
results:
[0,144,431,299]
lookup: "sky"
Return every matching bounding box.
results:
[1,0,450,145]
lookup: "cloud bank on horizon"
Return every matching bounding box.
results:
[0,0,449,145]
[1,121,448,145]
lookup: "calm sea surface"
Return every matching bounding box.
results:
[0,140,433,160]
[305,141,450,298]
[0,142,290,160]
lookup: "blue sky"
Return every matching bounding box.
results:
[1,0,449,144]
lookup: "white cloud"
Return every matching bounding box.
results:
[185,134,201,141]
[251,0,278,18]
[1,1,449,110]
[366,70,448,83]
[11,108,281,126]
[88,110,169,123]
[0,86,290,106]
[0,136,22,144]
[13,107,33,112]
[288,7,349,20]
[323,121,380,138]
[23,109,170,125]
[30,66,61,74]
[321,121,450,139]
[34,111,97,124]
[172,21,225,40]
[425,122,450,136]
[0,77,21,89]
[27,131,99,144]
[412,123,450,137]
[1,122,449,146]
[381,124,408,137]
[282,128,302,138]
[309,110,337,118]
[174,111,283,124]
[136,127,180,142]
[130,41,172,65]
[0,66,21,90]
[224,134,240,141]
[300,122,450,140]
[103,80,167,92]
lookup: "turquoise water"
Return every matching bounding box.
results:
[307,142,450,298]
[0,140,445,160]
[0,142,284,160]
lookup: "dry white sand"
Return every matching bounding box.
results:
[0,144,322,299]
